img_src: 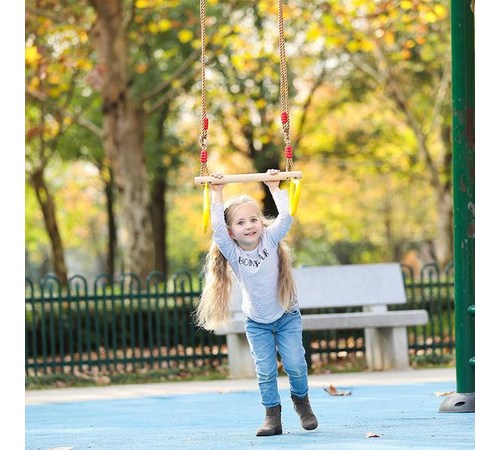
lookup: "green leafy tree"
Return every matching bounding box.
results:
[25,1,98,281]
[26,0,243,279]
[311,0,453,266]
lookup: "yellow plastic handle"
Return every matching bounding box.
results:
[202,183,210,233]
[289,179,302,216]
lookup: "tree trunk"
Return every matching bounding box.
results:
[30,168,68,284]
[149,106,169,276]
[102,165,117,276]
[383,198,394,261]
[253,146,281,217]
[151,172,167,275]
[89,0,155,281]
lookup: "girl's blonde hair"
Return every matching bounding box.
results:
[194,195,297,331]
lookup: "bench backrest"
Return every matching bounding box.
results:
[230,263,407,312]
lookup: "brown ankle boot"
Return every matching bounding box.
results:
[291,394,318,430]
[256,405,283,436]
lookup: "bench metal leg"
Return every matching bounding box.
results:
[364,327,410,370]
[226,334,256,379]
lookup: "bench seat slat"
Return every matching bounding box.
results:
[301,310,429,330]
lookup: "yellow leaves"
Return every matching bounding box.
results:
[255,99,266,110]
[434,4,448,19]
[79,31,88,44]
[409,0,446,23]
[158,19,172,31]
[218,24,232,37]
[260,134,271,145]
[178,29,194,43]
[148,22,159,34]
[321,14,335,30]
[346,40,360,52]
[147,19,173,34]
[28,77,40,91]
[346,39,374,53]
[401,0,413,10]
[384,31,396,46]
[46,118,61,138]
[26,45,42,66]
[404,39,416,49]
[47,87,62,98]
[326,35,347,48]
[76,59,93,71]
[231,53,257,73]
[306,24,321,42]
[423,11,437,23]
[48,74,60,85]
[360,40,375,52]
[401,13,412,24]
[136,0,160,8]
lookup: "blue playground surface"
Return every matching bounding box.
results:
[25,373,474,450]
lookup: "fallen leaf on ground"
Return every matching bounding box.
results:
[365,432,383,438]
[323,384,352,396]
[434,391,455,396]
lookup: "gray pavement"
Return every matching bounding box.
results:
[25,367,475,449]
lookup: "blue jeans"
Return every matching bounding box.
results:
[244,309,309,408]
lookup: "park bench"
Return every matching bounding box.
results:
[214,263,429,378]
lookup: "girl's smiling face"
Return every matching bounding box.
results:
[227,203,264,251]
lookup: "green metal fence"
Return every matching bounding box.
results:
[25,264,455,377]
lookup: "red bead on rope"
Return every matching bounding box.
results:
[200,150,208,163]
[203,117,209,130]
[280,112,288,124]
[284,145,293,159]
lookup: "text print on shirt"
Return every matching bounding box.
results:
[238,248,270,268]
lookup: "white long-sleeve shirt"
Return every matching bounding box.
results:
[211,189,296,323]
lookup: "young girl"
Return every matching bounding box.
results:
[195,169,318,437]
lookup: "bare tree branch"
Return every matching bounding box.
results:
[428,67,451,135]
[371,45,441,187]
[293,48,346,150]
[143,51,200,115]
[26,87,103,138]
[142,51,199,106]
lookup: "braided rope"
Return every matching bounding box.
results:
[199,0,209,177]
[278,0,294,172]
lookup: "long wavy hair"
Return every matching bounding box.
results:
[194,195,297,331]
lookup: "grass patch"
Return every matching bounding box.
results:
[26,366,229,390]
[410,353,455,368]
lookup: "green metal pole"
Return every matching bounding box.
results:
[440,0,475,413]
